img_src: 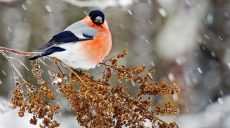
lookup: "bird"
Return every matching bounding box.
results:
[29,10,112,69]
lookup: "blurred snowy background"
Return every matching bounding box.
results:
[0,0,230,128]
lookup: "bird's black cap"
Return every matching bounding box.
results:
[89,10,105,25]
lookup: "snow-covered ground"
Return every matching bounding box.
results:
[0,96,230,128]
[177,96,230,128]
[0,108,81,128]
[0,97,81,128]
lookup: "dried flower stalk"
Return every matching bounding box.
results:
[0,47,180,128]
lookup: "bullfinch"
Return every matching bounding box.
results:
[29,10,112,69]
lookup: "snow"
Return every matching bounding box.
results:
[150,61,155,67]
[227,63,230,69]
[21,4,26,10]
[0,0,17,2]
[0,109,81,128]
[45,5,52,13]
[52,77,62,85]
[0,99,36,128]
[0,98,10,113]
[0,97,80,128]
[184,0,191,5]
[155,0,208,59]
[128,10,133,15]
[158,8,167,17]
[0,85,230,128]
[168,73,175,81]
[176,56,186,65]
[0,0,230,128]
[204,34,210,40]
[144,39,150,44]
[2,96,229,128]
[176,96,230,128]
[63,0,133,9]
[197,67,202,74]
[172,94,179,101]
[217,98,224,105]
[131,79,136,87]
[218,35,223,41]
[206,13,214,24]
[147,0,151,4]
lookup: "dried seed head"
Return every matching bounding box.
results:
[10,50,179,128]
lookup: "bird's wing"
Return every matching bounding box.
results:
[64,21,98,40]
[39,21,98,50]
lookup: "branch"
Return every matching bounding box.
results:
[1,52,23,79]
[0,46,40,56]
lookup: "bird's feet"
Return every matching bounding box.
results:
[71,68,83,75]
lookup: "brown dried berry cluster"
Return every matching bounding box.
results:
[11,61,60,128]
[11,50,180,128]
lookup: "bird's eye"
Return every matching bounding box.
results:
[94,16,103,24]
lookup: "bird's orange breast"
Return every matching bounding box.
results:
[80,17,112,63]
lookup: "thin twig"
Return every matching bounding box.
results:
[61,64,87,87]
[38,59,58,74]
[99,62,120,70]
[0,46,40,56]
[53,58,64,78]
[1,52,23,79]
[68,67,87,87]
[154,117,173,128]
[84,75,102,85]
[47,57,88,87]
[5,55,29,71]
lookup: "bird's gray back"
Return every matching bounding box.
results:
[64,21,98,39]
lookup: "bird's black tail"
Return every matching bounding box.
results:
[29,47,66,60]
[29,54,42,60]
